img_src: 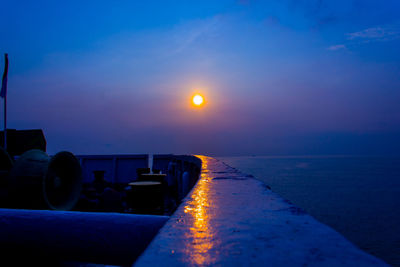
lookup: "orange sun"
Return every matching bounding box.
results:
[192,94,204,106]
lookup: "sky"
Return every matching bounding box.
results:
[1,0,400,156]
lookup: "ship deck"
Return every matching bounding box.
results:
[135,156,387,266]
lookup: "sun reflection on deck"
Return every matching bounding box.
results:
[183,156,217,265]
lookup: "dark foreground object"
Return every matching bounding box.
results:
[0,208,168,266]
[0,129,46,156]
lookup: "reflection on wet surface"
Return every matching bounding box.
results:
[183,156,216,265]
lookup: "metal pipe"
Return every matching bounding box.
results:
[0,208,168,265]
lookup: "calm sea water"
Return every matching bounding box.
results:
[219,156,400,266]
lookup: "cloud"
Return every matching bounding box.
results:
[172,16,221,54]
[327,44,346,51]
[347,25,400,42]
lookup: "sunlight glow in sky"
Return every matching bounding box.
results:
[1,0,400,156]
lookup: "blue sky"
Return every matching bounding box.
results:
[1,0,400,156]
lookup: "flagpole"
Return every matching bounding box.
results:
[1,53,9,151]
[3,89,6,151]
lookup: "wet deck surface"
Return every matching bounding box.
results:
[135,156,387,266]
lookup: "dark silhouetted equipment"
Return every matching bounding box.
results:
[152,169,161,174]
[0,147,12,172]
[0,147,12,191]
[0,129,46,156]
[136,167,150,179]
[92,170,110,192]
[126,181,163,214]
[7,149,82,210]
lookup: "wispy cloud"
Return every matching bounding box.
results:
[172,16,221,54]
[327,44,346,51]
[347,25,400,42]
[328,24,400,51]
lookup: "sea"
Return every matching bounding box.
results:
[219,156,400,266]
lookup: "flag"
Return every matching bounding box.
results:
[1,53,9,98]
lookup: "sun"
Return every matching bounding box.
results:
[192,94,204,106]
